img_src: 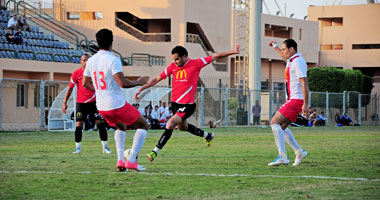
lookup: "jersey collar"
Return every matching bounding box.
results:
[287,53,301,63]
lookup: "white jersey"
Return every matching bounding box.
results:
[83,50,125,111]
[285,53,307,100]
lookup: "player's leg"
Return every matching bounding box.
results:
[282,124,307,167]
[114,122,127,171]
[178,121,215,147]
[125,115,149,171]
[91,102,111,154]
[268,111,290,166]
[147,114,182,162]
[73,103,85,154]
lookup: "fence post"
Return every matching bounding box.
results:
[224,88,229,126]
[247,90,251,125]
[200,87,204,127]
[343,91,346,115]
[326,91,329,125]
[308,91,311,108]
[376,94,379,125]
[269,90,274,123]
[40,80,45,129]
[358,93,361,125]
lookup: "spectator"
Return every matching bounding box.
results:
[7,14,17,30]
[252,100,261,125]
[150,105,161,129]
[17,16,24,29]
[309,110,318,127]
[160,107,173,123]
[14,27,27,45]
[341,112,353,126]
[159,102,168,117]
[317,111,327,126]
[308,107,313,115]
[145,101,153,110]
[5,28,22,44]
[335,112,341,125]
[21,15,30,31]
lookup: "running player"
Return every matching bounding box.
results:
[82,29,149,171]
[134,44,240,162]
[62,54,111,154]
[268,39,308,166]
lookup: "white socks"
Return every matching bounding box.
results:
[75,142,81,149]
[153,147,161,154]
[101,140,108,148]
[284,128,302,154]
[114,130,126,162]
[271,124,287,158]
[203,131,208,138]
[128,129,147,163]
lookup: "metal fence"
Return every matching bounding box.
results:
[0,78,378,131]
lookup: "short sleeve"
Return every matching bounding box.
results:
[294,59,307,79]
[198,56,213,69]
[159,64,174,80]
[111,58,123,75]
[83,65,91,77]
[68,72,76,88]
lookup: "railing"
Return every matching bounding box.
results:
[115,18,171,42]
[186,33,227,72]
[130,53,166,66]
[6,0,89,51]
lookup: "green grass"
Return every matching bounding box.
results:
[1,126,380,199]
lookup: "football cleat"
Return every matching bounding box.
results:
[146,151,157,162]
[205,132,215,147]
[72,148,81,154]
[102,146,112,154]
[125,160,146,171]
[116,160,126,172]
[293,150,308,167]
[268,155,289,166]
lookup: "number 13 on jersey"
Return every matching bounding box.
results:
[94,71,107,90]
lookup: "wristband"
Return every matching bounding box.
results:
[272,43,278,48]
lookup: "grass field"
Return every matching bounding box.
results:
[1,126,380,199]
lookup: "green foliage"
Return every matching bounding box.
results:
[308,67,374,108]
[1,127,380,199]
[227,98,238,110]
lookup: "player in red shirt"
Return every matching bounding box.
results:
[134,44,240,162]
[62,54,111,154]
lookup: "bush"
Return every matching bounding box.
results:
[308,67,373,108]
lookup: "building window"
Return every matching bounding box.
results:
[261,81,269,90]
[34,85,40,107]
[265,24,293,39]
[319,17,343,27]
[67,12,103,20]
[17,83,26,108]
[320,44,343,50]
[352,44,380,50]
[44,85,57,108]
[299,28,302,40]
[273,82,284,91]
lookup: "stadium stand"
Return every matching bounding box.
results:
[0,7,83,63]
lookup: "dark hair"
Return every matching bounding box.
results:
[96,29,113,50]
[171,46,188,57]
[283,39,297,52]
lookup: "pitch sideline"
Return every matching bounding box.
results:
[1,170,379,182]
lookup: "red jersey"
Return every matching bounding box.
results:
[159,56,212,104]
[69,67,96,103]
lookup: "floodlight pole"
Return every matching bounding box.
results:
[249,0,262,105]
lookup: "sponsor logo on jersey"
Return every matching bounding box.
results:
[176,69,187,81]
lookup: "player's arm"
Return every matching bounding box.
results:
[300,77,309,120]
[113,72,148,89]
[212,43,240,61]
[62,87,73,113]
[82,76,95,91]
[269,41,286,61]
[134,75,163,101]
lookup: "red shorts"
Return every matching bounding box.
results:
[99,102,140,127]
[278,99,304,122]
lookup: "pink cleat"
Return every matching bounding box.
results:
[116,160,126,172]
[125,160,146,171]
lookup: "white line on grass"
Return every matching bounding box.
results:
[1,170,379,182]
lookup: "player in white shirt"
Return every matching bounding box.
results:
[83,29,149,172]
[268,39,309,167]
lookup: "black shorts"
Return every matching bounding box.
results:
[171,102,196,121]
[75,102,103,122]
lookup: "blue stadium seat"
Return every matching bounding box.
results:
[0,29,3,35]
[50,34,54,40]
[0,51,3,58]
[6,51,11,58]
[36,26,39,32]
[1,35,6,42]
[29,53,34,60]
[27,46,32,51]
[47,54,52,61]
[1,51,6,58]
[4,43,9,49]
[8,44,14,49]
[0,43,4,49]
[31,46,36,51]
[20,52,25,60]
[41,40,46,47]
[42,54,47,61]
[30,26,35,32]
